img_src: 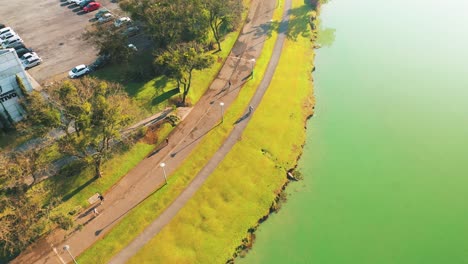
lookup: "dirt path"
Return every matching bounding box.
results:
[11,0,282,263]
[108,0,293,262]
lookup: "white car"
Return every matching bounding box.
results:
[22,56,42,70]
[0,31,18,43]
[98,13,113,23]
[20,52,38,61]
[68,64,90,78]
[70,0,85,5]
[114,17,131,27]
[0,27,15,39]
[2,36,23,48]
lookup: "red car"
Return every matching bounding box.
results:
[83,2,101,12]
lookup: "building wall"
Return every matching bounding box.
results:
[0,48,34,122]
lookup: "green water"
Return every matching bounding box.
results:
[240,0,468,263]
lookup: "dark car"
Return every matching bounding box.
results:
[15,48,33,58]
[9,41,25,50]
[89,54,110,70]
[79,0,93,8]
[13,44,26,51]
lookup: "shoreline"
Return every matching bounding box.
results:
[230,2,320,261]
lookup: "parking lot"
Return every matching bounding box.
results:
[0,0,120,83]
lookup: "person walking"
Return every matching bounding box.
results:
[98,194,104,205]
[249,105,254,112]
[93,208,99,216]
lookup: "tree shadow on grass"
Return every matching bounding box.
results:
[151,88,179,106]
[61,176,97,202]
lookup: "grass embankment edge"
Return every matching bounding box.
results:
[126,0,317,262]
[76,2,283,263]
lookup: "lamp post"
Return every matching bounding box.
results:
[219,102,225,123]
[249,58,256,79]
[63,245,78,264]
[160,162,167,184]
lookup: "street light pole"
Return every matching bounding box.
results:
[249,58,256,79]
[219,102,225,123]
[63,245,78,264]
[160,162,168,184]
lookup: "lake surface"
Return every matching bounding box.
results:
[240,0,468,263]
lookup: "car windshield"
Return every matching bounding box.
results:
[72,68,79,73]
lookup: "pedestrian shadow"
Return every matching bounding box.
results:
[94,183,168,236]
[170,122,221,158]
[234,108,253,125]
[147,141,169,158]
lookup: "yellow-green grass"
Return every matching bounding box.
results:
[77,2,284,263]
[90,25,242,115]
[127,0,315,262]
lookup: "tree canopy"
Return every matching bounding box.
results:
[154,42,214,105]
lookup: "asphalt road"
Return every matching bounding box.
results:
[0,0,120,83]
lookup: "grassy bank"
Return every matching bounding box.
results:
[76,2,285,263]
[14,16,242,251]
[126,0,315,262]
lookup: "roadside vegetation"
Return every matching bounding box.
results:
[77,1,286,262]
[127,0,316,261]
[0,0,245,261]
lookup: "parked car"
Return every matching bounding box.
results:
[98,13,113,23]
[0,27,14,39]
[15,48,33,58]
[68,64,90,78]
[20,52,38,61]
[0,31,18,42]
[70,0,82,5]
[83,2,101,12]
[71,0,86,6]
[114,17,131,27]
[128,44,137,52]
[89,54,110,70]
[122,26,140,37]
[94,8,109,19]
[13,43,26,51]
[2,36,23,48]
[22,56,42,70]
[79,0,93,8]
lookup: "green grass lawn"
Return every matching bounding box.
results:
[127,0,315,262]
[77,2,285,263]
[18,5,245,237]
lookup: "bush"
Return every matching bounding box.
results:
[51,214,74,230]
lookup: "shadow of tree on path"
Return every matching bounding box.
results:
[251,4,315,42]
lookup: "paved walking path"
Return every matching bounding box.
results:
[109,0,292,261]
[12,0,281,263]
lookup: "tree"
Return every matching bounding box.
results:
[120,0,209,49]
[0,150,49,258]
[46,79,136,178]
[83,23,131,63]
[154,42,214,106]
[204,0,243,51]
[19,91,61,134]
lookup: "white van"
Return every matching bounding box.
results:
[2,36,23,48]
[0,27,14,38]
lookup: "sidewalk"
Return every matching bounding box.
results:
[109,0,292,261]
[12,0,278,262]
